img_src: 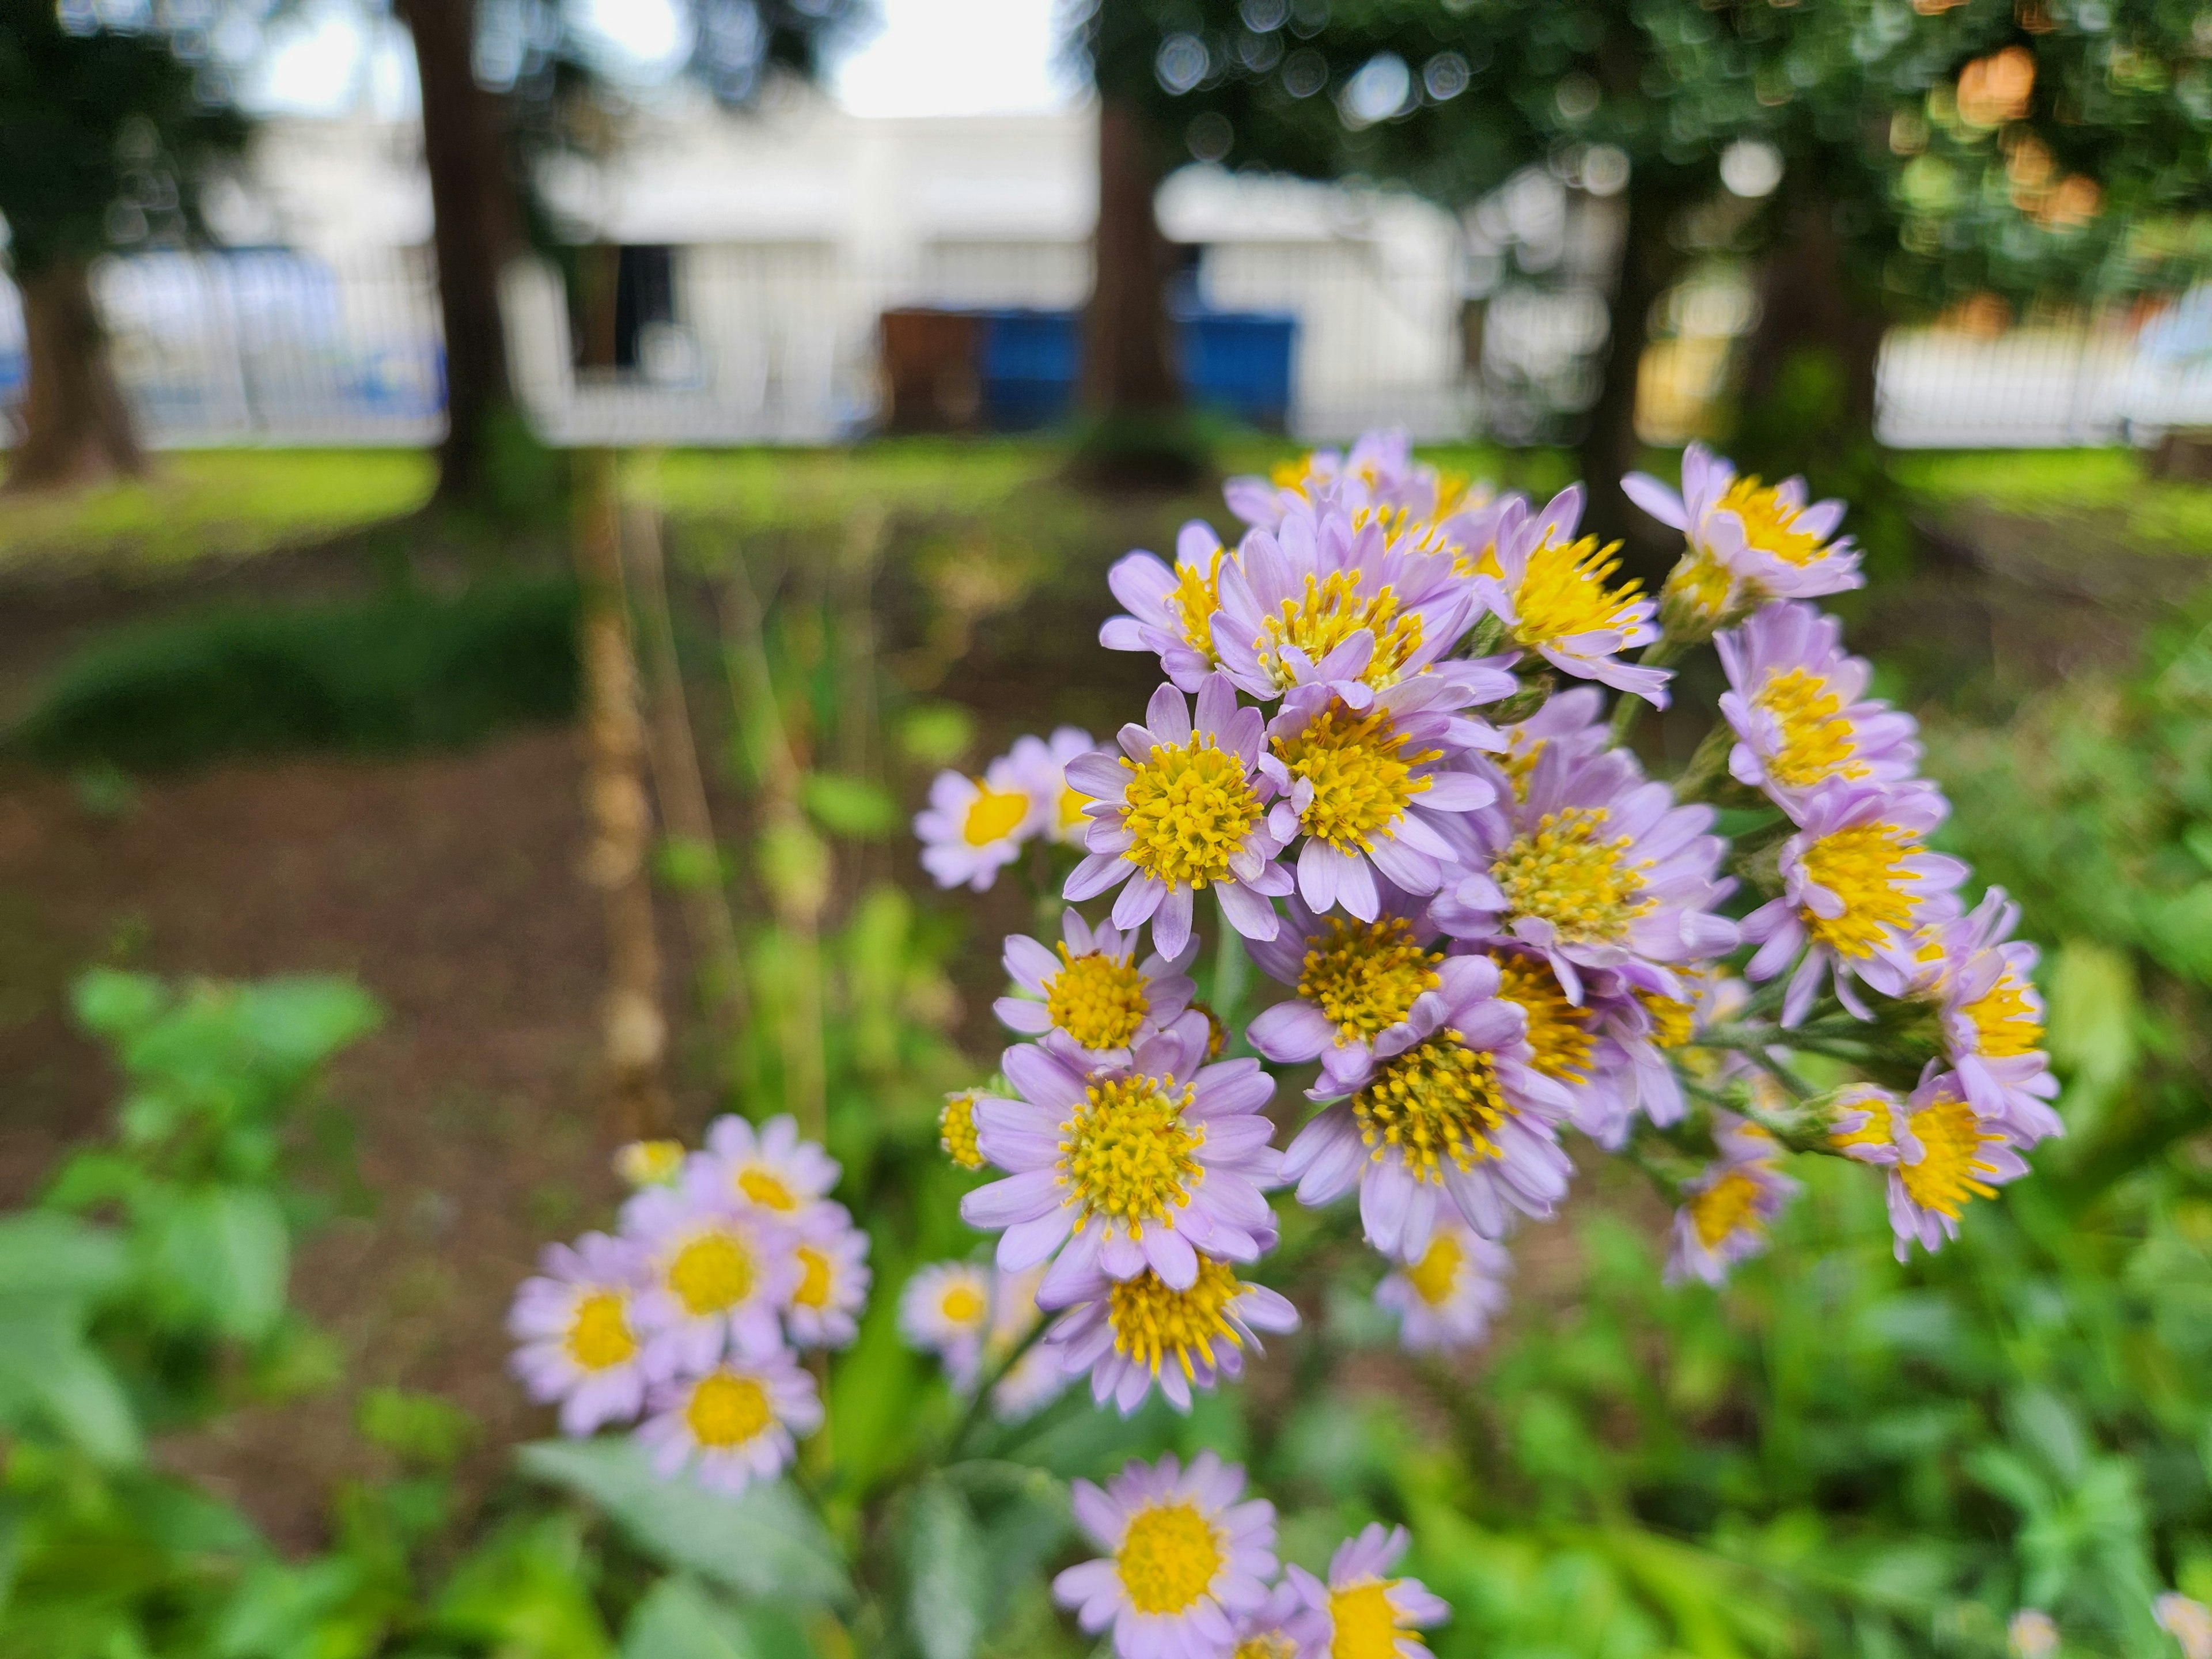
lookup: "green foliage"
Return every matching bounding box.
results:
[14,581,579,772]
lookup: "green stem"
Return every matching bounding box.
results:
[1670,721,1734,804]
[947,1314,1054,1460]
[1211,907,1251,1033]
[1607,635,1685,745]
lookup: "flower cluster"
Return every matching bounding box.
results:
[915,725,1097,891]
[506,1116,868,1493]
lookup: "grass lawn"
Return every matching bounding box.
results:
[1896,446,2212,552]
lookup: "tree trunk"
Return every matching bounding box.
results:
[1579,181,1683,581]
[3,259,145,495]
[1081,96,1180,421]
[393,0,522,509]
[1736,197,1886,465]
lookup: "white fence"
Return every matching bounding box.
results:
[6,244,2212,450]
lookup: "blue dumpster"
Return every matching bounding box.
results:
[978,309,1081,431]
[1181,310,1296,432]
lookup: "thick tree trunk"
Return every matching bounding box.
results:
[1737,198,1886,463]
[1580,182,1684,581]
[393,0,522,509]
[3,259,145,495]
[1081,98,1180,419]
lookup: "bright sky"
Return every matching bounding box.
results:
[243,0,1081,120]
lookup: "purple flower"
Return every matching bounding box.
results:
[1741,779,1968,1025]
[1282,1524,1449,1659]
[1885,1067,2031,1263]
[1244,889,1444,1092]
[1665,1122,1798,1287]
[1716,601,1921,816]
[1916,887,2062,1147]
[1225,427,1461,531]
[1100,520,1234,692]
[959,1023,1283,1302]
[1624,441,1862,615]
[634,1329,821,1495]
[785,1203,870,1350]
[507,1231,651,1435]
[1044,1253,1298,1415]
[1282,955,1574,1257]
[1005,725,1104,845]
[896,1260,993,1388]
[694,1112,840,1221]
[1469,485,1669,707]
[995,909,1200,1074]
[1376,1217,1512,1355]
[1490,684,1609,802]
[915,757,1041,891]
[1064,675,1296,959]
[1052,1452,1279,1659]
[622,1171,798,1380]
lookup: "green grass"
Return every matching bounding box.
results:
[0,449,434,574]
[1895,446,2212,552]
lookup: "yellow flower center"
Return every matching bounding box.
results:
[1191,999,1227,1060]
[939,1283,987,1325]
[1118,739,1263,891]
[1172,548,1226,666]
[564,1290,638,1370]
[1060,1075,1205,1233]
[1107,1255,1247,1377]
[1829,1093,1897,1156]
[1637,986,1698,1048]
[940,1092,984,1171]
[666,1229,757,1317]
[1506,535,1645,649]
[1046,944,1151,1051]
[793,1244,832,1310]
[1352,1035,1509,1184]
[1404,1228,1463,1306]
[1720,475,1827,567]
[1254,571,1424,691]
[1492,806,1655,944]
[1900,1093,2005,1219]
[1270,700,1437,853]
[1688,1168,1767,1250]
[1493,954,1594,1083]
[684,1371,773,1449]
[1663,550,1737,622]
[963,783,1031,847]
[1059,782,1091,835]
[1296,916,1442,1043]
[1331,1581,1419,1659]
[1754,667,1865,790]
[1497,733,1544,801]
[1117,1502,1223,1616]
[615,1138,685,1187]
[1235,1637,1298,1659]
[1799,823,1920,958]
[736,1166,798,1211]
[1961,968,2043,1059]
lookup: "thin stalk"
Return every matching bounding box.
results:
[948,1315,1054,1460]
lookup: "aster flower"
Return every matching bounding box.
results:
[1063,675,1296,959]
[959,1022,1283,1301]
[995,909,1200,1072]
[1282,954,1575,1256]
[507,1231,650,1435]
[2158,1595,2212,1659]
[1490,684,1608,802]
[1052,1452,1279,1659]
[1623,442,1862,626]
[1468,486,1669,706]
[940,1089,986,1171]
[785,1203,870,1350]
[1741,779,1969,1025]
[1715,601,1921,813]
[1459,942,1633,1144]
[1283,1523,1449,1659]
[1006,725,1103,846]
[1665,1128,1798,1287]
[1044,1253,1298,1415]
[1259,682,1499,918]
[1244,891,1444,1091]
[915,755,1040,892]
[1431,742,1740,1005]
[1101,520,1234,693]
[1225,427,1452,530]
[898,1260,994,1389]
[1228,1584,1307,1659]
[1824,1082,1911,1166]
[623,1175,798,1379]
[978,1262,1069,1419]
[635,1331,822,1495]
[613,1138,685,1188]
[1885,1067,2030,1263]
[696,1113,839,1221]
[1376,1217,1512,1356]
[1919,887,2063,1147]
[1601,967,1744,1137]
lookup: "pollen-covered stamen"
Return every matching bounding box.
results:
[665,1229,758,1316]
[1233,1635,1298,1659]
[684,1371,772,1448]
[1253,571,1425,690]
[1271,701,1438,852]
[1046,944,1151,1051]
[1637,986,1698,1049]
[1497,733,1546,801]
[1106,1256,1247,1378]
[1829,1094,1896,1156]
[736,1166,797,1211]
[1404,1228,1463,1306]
[1688,1168,1766,1250]
[1329,1582,1409,1659]
[963,783,1030,846]
[1059,1075,1205,1233]
[1351,1034,1509,1183]
[1493,955,1595,1083]
[1961,968,2043,1058]
[1119,739,1263,890]
[1171,549,1226,665]
[1116,1502,1224,1615]
[1296,916,1442,1043]
[1662,550,1737,622]
[940,1092,984,1171]
[1721,475,1826,567]
[1798,822,1920,957]
[1492,806,1656,944]
[1506,534,1645,649]
[1754,667,1864,789]
[1354,503,1455,560]
[793,1245,833,1310]
[1900,1093,2006,1219]
[564,1290,638,1370]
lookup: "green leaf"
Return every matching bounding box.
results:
[71,968,168,1039]
[434,1513,612,1659]
[234,977,383,1070]
[0,1302,142,1464]
[517,1438,850,1608]
[620,1576,756,1659]
[0,1212,127,1302]
[897,704,974,768]
[655,835,728,892]
[156,1187,290,1341]
[357,1388,479,1468]
[902,1479,988,1659]
[803,772,900,839]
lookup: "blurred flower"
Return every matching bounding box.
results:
[1046,1253,1297,1415]
[785,1203,870,1350]
[636,1332,821,1495]
[1920,887,2062,1146]
[1244,892,1442,1090]
[695,1113,839,1221]
[2158,1594,2212,1659]
[1283,1522,1449,1659]
[995,909,1200,1073]
[1063,675,1294,960]
[1624,443,1862,616]
[2008,1608,2059,1659]
[1376,1217,1512,1355]
[915,756,1039,892]
[898,1260,994,1388]
[1716,601,1922,814]
[507,1231,650,1434]
[1469,486,1668,706]
[1666,1127,1798,1287]
[940,1089,986,1171]
[623,1176,797,1378]
[1053,1452,1279,1659]
[1285,954,1573,1257]
[1825,1082,1911,1165]
[1227,1582,1306,1659]
[1887,1069,2030,1263]
[613,1138,685,1188]
[1225,427,1453,531]
[981,1262,1067,1420]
